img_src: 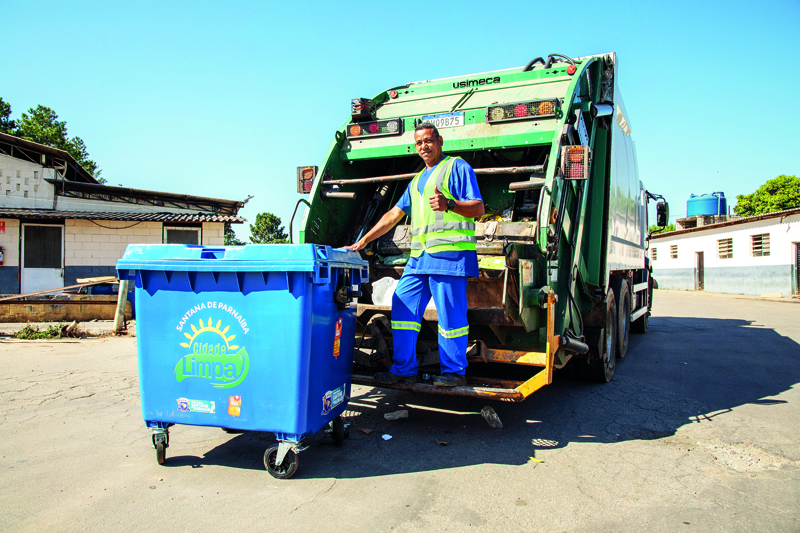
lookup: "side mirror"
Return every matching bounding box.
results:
[656,200,669,227]
[297,166,318,194]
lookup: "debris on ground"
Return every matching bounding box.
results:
[435,439,450,446]
[382,434,392,441]
[358,428,374,435]
[481,406,503,429]
[384,410,409,421]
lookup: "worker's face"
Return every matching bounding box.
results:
[414,128,444,167]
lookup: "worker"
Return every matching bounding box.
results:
[347,122,484,387]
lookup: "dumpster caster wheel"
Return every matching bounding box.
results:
[330,416,345,447]
[156,441,166,465]
[264,446,299,479]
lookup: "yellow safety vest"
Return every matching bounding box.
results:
[409,156,477,257]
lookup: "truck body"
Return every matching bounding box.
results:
[297,52,667,400]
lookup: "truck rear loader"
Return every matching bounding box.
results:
[294,52,669,402]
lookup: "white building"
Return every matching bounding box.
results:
[650,208,800,296]
[0,132,245,295]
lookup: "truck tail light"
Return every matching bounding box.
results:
[346,118,403,138]
[486,98,560,123]
[351,98,374,120]
[297,166,317,193]
[561,146,591,181]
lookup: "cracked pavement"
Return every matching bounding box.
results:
[0,290,798,532]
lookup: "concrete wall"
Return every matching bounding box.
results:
[0,295,132,323]
[651,213,800,296]
[0,155,57,209]
[64,220,225,282]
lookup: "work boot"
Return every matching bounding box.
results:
[432,373,467,387]
[374,371,418,384]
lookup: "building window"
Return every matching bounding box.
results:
[718,238,733,259]
[752,233,770,257]
[670,244,678,259]
[651,247,657,261]
[34,171,39,180]
[164,226,200,245]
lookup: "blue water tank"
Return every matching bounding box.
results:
[687,192,727,217]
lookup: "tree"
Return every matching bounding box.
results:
[650,223,676,233]
[249,212,288,244]
[224,224,246,245]
[734,175,800,216]
[0,98,15,134]
[2,100,105,183]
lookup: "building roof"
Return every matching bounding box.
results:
[46,179,245,215]
[652,207,800,239]
[0,132,98,184]
[0,208,245,223]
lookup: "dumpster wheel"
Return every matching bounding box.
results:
[264,445,299,479]
[156,441,166,465]
[330,415,346,447]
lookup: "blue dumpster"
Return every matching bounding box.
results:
[117,244,368,478]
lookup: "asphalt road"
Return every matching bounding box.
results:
[1,290,798,532]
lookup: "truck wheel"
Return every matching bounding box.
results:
[611,278,630,359]
[578,288,617,383]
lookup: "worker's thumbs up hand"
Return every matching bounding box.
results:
[429,187,448,212]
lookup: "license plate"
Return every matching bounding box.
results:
[422,112,465,129]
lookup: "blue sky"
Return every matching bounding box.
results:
[3,0,798,240]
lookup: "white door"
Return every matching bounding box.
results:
[21,224,64,294]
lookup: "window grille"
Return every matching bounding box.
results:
[752,233,770,257]
[718,238,733,259]
[651,247,657,261]
[670,244,678,259]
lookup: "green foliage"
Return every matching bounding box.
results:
[650,223,676,233]
[734,175,800,216]
[0,97,16,134]
[249,212,288,244]
[13,323,64,340]
[1,99,103,182]
[224,224,246,245]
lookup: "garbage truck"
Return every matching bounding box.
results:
[293,52,669,401]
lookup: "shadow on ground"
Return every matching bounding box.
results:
[161,315,800,479]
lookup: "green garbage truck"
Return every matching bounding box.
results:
[293,52,669,401]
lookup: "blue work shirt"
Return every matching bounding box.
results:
[395,157,482,277]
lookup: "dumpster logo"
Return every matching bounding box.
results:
[175,318,250,389]
[228,395,241,417]
[176,397,215,414]
[321,383,346,415]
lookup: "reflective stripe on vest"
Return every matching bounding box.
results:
[409,156,477,257]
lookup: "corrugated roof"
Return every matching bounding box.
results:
[652,207,800,239]
[0,208,245,223]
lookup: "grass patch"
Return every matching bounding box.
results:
[13,324,66,340]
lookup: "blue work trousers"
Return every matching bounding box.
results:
[390,273,469,376]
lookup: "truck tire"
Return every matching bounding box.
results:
[578,287,617,383]
[611,278,630,359]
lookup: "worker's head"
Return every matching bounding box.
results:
[414,122,444,167]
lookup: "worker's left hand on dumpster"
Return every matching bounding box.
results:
[429,187,447,211]
[346,240,364,252]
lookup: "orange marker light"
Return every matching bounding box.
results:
[568,146,585,162]
[349,124,362,136]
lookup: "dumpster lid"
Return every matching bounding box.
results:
[116,244,368,281]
